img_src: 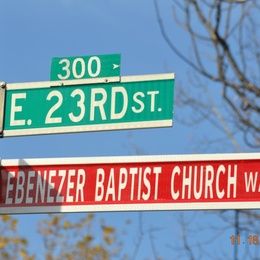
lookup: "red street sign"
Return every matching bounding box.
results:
[0,153,260,214]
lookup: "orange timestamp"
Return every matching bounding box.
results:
[230,234,259,245]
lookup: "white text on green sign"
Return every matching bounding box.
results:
[50,54,120,81]
[3,73,174,137]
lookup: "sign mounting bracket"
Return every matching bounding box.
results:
[0,81,6,138]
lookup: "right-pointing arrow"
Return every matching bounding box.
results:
[112,64,120,70]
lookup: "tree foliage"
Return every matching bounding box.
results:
[38,213,122,260]
[0,215,33,259]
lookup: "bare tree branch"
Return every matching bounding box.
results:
[154,0,260,147]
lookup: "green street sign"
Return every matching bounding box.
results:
[50,54,120,81]
[1,73,174,137]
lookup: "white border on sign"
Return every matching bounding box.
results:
[6,76,120,90]
[1,201,260,215]
[6,73,175,90]
[3,120,173,137]
[1,152,260,166]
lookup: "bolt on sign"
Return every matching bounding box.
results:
[0,73,174,137]
[0,153,259,214]
[50,54,121,81]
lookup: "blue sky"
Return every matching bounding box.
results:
[1,0,200,159]
[0,0,259,259]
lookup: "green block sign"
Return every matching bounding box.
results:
[50,54,120,81]
[1,73,174,137]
